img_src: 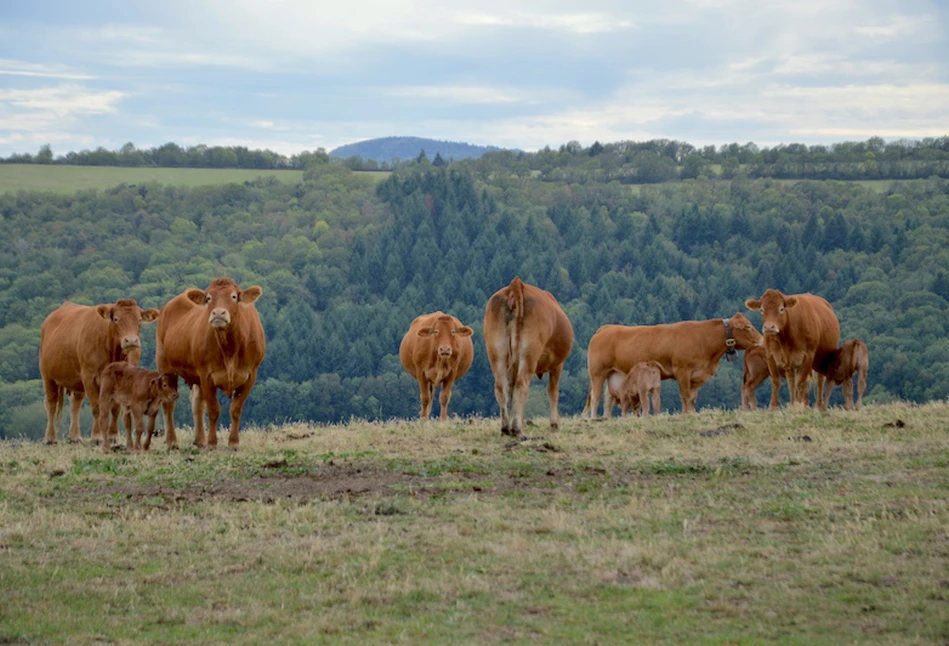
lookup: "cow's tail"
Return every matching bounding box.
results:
[51,384,66,424]
[504,277,526,403]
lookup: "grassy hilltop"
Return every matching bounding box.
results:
[1,404,947,644]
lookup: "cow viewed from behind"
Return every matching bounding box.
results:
[817,339,869,410]
[399,312,474,420]
[621,361,662,416]
[483,277,574,437]
[97,363,179,453]
[156,278,265,450]
[39,299,159,444]
[745,290,839,409]
[586,313,762,416]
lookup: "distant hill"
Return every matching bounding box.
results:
[329,136,504,162]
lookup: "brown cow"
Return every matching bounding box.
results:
[156,278,265,449]
[97,363,179,453]
[620,361,662,416]
[817,339,869,410]
[741,345,771,411]
[745,290,839,409]
[587,313,762,416]
[483,277,574,437]
[39,299,159,444]
[399,312,474,420]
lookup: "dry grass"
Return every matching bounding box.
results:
[1,402,947,644]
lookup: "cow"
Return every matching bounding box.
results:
[620,361,663,416]
[38,299,159,444]
[483,277,574,437]
[96,363,179,453]
[586,313,762,417]
[741,345,771,410]
[745,290,839,409]
[156,277,265,450]
[817,339,869,410]
[399,312,474,420]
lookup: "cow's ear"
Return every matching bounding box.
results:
[455,326,474,337]
[148,378,159,394]
[240,286,262,305]
[417,328,434,338]
[186,289,206,305]
[141,308,160,323]
[97,304,113,320]
[745,299,760,311]
[784,296,798,309]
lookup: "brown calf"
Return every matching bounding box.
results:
[97,363,179,453]
[621,361,662,416]
[817,339,869,410]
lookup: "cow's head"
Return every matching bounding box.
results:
[187,278,262,330]
[417,315,473,359]
[745,289,795,336]
[96,299,160,353]
[149,373,180,403]
[727,311,765,349]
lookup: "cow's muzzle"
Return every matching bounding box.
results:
[762,323,779,335]
[121,336,141,351]
[209,309,231,328]
[438,347,453,359]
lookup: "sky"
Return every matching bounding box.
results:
[1,0,947,158]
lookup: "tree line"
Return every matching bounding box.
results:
[5,135,949,182]
[1,149,948,439]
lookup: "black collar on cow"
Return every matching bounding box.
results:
[722,319,738,362]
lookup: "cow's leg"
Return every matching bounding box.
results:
[492,370,514,436]
[842,376,855,410]
[131,407,145,451]
[162,399,178,450]
[509,369,532,437]
[675,374,694,414]
[546,365,563,430]
[418,379,434,419]
[67,391,84,442]
[438,378,455,421]
[856,370,866,410]
[191,385,207,447]
[814,373,827,410]
[200,384,223,449]
[587,373,607,419]
[766,355,782,408]
[651,387,661,416]
[42,379,62,444]
[226,375,256,450]
[144,414,156,451]
[97,396,113,454]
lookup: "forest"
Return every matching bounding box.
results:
[1,139,948,439]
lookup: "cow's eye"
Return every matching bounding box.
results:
[205,294,212,303]
[231,293,238,301]
[112,316,119,323]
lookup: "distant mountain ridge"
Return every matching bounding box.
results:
[329,136,504,162]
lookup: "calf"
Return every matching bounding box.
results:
[621,361,662,416]
[97,363,179,453]
[741,345,771,410]
[817,339,869,410]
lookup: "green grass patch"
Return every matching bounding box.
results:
[0,164,304,193]
[1,403,947,644]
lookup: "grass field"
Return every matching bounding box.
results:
[1,403,947,644]
[0,164,306,193]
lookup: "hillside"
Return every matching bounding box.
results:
[1,144,949,440]
[329,136,504,162]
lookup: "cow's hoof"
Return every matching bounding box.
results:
[44,439,57,445]
[549,423,560,431]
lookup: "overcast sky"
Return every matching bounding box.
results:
[1,0,947,157]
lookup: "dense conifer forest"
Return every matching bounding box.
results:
[2,139,948,438]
